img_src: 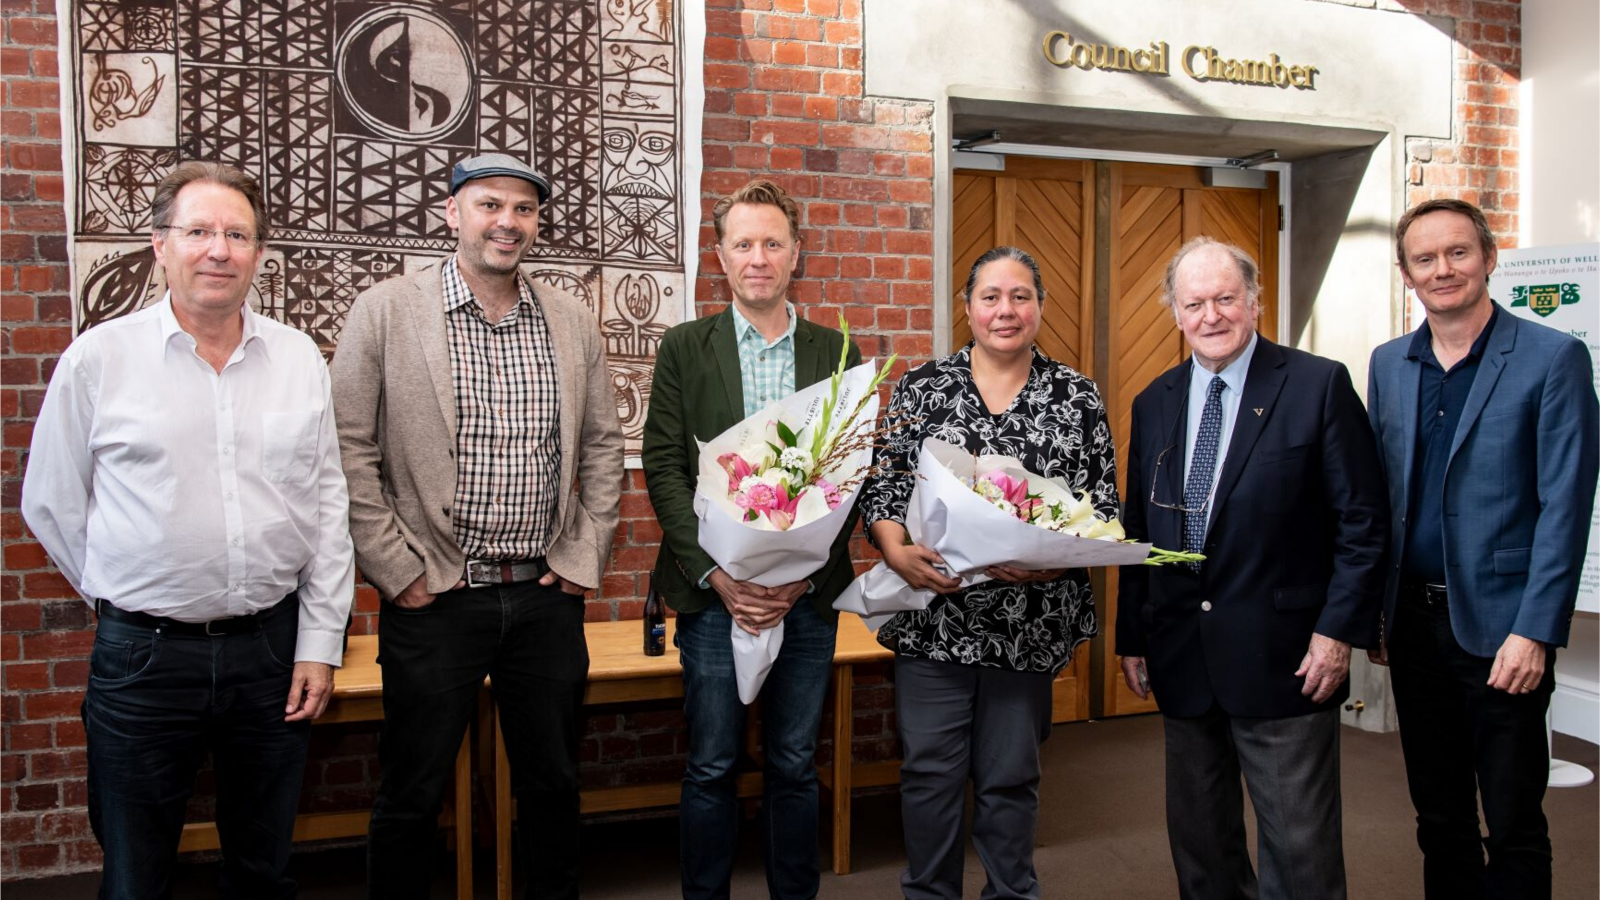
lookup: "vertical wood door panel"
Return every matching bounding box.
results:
[1099,164,1280,717]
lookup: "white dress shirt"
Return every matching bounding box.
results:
[21,296,355,666]
[1184,332,1259,538]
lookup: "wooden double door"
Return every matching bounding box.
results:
[950,157,1280,722]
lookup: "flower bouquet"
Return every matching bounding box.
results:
[694,325,895,703]
[834,436,1201,629]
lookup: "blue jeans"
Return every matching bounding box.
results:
[676,600,837,900]
[82,598,309,900]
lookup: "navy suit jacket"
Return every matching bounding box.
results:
[1116,337,1390,719]
[1367,305,1598,655]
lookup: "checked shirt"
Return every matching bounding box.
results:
[442,256,561,560]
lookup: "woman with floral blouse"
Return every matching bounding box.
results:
[861,245,1119,900]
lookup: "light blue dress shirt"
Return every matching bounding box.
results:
[730,301,798,417]
[1184,332,1259,537]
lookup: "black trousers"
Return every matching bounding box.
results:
[83,597,307,900]
[367,581,589,900]
[1390,595,1556,900]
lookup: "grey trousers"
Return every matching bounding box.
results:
[1163,705,1346,900]
[894,655,1055,900]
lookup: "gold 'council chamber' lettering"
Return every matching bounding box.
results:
[1042,31,1317,90]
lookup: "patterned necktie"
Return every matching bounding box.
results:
[1183,375,1226,567]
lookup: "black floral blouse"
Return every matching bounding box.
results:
[861,344,1119,675]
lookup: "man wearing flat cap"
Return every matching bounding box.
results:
[332,152,624,898]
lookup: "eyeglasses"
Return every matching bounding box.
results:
[1149,444,1217,514]
[160,225,259,250]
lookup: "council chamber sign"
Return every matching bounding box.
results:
[1492,243,1600,614]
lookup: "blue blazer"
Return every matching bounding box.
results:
[1367,305,1599,655]
[1116,338,1389,719]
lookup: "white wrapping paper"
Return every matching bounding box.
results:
[694,362,880,703]
[835,437,1154,629]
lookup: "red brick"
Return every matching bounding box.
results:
[13,782,58,812]
[1,813,37,844]
[6,17,57,47]
[21,571,77,599]
[30,749,87,779]
[805,43,838,68]
[703,63,750,91]
[3,541,49,570]
[0,47,30,76]
[21,629,94,661]
[54,718,85,747]
[2,603,41,633]
[770,93,805,118]
[823,20,860,44]
[772,39,806,66]
[5,78,59,109]
[3,661,49,692]
[752,119,819,146]
[52,658,88,689]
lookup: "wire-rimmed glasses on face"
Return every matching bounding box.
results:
[1149,444,1217,514]
[160,225,259,251]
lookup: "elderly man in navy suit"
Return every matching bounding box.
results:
[1117,237,1389,900]
[1367,198,1598,899]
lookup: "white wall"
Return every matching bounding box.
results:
[1520,0,1600,246]
[1521,0,1600,747]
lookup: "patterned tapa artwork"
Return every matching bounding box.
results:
[60,0,705,458]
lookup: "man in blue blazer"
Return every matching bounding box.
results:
[1367,198,1598,899]
[1118,238,1389,900]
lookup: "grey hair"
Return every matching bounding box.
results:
[150,161,269,244]
[962,246,1045,302]
[1160,236,1261,314]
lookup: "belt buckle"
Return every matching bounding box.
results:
[465,560,497,589]
[205,618,227,636]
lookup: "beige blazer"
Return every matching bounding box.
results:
[330,262,624,600]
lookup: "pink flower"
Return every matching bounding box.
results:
[813,476,843,510]
[981,472,1029,507]
[736,481,778,513]
[766,484,803,531]
[1017,496,1043,521]
[719,452,754,493]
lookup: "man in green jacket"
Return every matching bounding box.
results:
[641,178,860,900]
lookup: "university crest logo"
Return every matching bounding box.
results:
[1510,283,1581,317]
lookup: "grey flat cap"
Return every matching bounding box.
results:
[450,153,552,203]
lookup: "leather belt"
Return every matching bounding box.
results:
[1400,580,1449,609]
[464,557,548,589]
[94,594,294,636]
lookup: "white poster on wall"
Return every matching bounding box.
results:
[1491,243,1600,615]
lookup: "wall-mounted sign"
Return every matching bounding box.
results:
[1042,31,1318,89]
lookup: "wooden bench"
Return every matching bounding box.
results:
[176,635,474,900]
[491,612,896,899]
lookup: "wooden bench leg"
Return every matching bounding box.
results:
[496,714,512,900]
[830,663,854,875]
[452,732,472,900]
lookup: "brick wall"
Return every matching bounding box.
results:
[1388,0,1522,241]
[1,0,1517,880]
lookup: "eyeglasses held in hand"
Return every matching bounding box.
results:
[1149,444,1218,514]
[161,225,259,250]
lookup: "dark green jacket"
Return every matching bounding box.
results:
[640,308,863,620]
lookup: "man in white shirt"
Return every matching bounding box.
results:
[21,161,354,899]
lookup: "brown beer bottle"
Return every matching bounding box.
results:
[643,572,666,656]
